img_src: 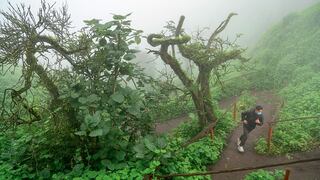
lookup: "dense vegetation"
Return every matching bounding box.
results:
[0,1,244,179]
[250,3,320,154]
[244,170,284,180]
[0,1,319,179]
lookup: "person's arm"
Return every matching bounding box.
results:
[241,110,249,124]
[257,115,264,126]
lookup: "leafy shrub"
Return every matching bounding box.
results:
[256,76,320,154]
[155,110,236,179]
[149,95,195,122]
[236,91,257,112]
[244,169,284,180]
[48,110,235,179]
[246,3,320,155]
[172,113,201,139]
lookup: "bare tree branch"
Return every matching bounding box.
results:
[206,13,237,49]
[36,35,87,67]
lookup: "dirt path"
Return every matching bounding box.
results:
[155,114,190,134]
[155,91,320,179]
[208,91,320,180]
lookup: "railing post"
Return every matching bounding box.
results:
[284,169,290,180]
[267,123,273,152]
[144,174,153,180]
[233,102,237,121]
[210,128,214,140]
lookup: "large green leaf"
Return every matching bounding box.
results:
[71,91,80,98]
[89,129,103,137]
[74,131,86,136]
[114,162,128,170]
[111,92,125,103]
[86,171,98,179]
[101,159,115,170]
[144,138,157,152]
[156,137,167,149]
[91,112,101,127]
[135,36,141,44]
[123,53,136,61]
[115,151,126,161]
[102,124,110,134]
[103,21,114,29]
[128,49,140,53]
[113,15,126,20]
[84,114,93,125]
[83,19,100,26]
[133,143,145,154]
[127,106,140,117]
[135,153,144,158]
[120,86,132,96]
[78,97,87,104]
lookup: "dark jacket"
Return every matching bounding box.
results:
[241,109,264,130]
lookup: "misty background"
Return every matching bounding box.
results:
[1,0,319,74]
[1,0,319,46]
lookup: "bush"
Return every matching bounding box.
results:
[156,110,236,179]
[244,169,284,180]
[256,76,320,154]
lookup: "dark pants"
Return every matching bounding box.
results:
[239,125,254,146]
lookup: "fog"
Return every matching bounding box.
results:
[1,0,319,47]
[1,0,319,74]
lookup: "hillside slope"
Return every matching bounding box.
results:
[252,3,320,87]
[250,3,320,155]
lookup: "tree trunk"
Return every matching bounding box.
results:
[198,66,217,126]
[26,45,79,129]
[157,44,217,128]
[190,92,207,127]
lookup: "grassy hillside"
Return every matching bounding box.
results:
[250,3,320,154]
[252,3,320,87]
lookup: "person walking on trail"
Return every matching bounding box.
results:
[237,105,264,152]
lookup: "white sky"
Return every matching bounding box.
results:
[1,0,319,48]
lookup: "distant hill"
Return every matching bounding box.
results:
[250,3,320,87]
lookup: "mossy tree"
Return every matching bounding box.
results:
[0,1,150,171]
[0,1,86,129]
[147,14,247,128]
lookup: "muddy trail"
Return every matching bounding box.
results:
[155,91,320,179]
[155,114,189,134]
[208,91,320,180]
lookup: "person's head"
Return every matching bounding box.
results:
[255,105,263,115]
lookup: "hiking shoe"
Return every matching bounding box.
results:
[237,138,241,146]
[238,146,244,153]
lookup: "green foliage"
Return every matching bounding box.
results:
[54,13,153,172]
[237,91,257,112]
[256,76,320,154]
[0,69,20,97]
[220,3,320,94]
[47,109,235,179]
[146,75,195,122]
[251,3,320,89]
[49,108,234,179]
[0,10,156,178]
[148,91,195,122]
[244,169,284,180]
[172,113,201,139]
[242,3,320,154]
[51,162,151,179]
[218,78,251,98]
[255,138,268,154]
[0,162,35,179]
[154,110,236,179]
[0,3,236,178]
[7,0,320,178]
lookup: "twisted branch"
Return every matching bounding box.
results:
[206,13,237,49]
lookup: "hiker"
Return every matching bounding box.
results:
[237,105,264,152]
